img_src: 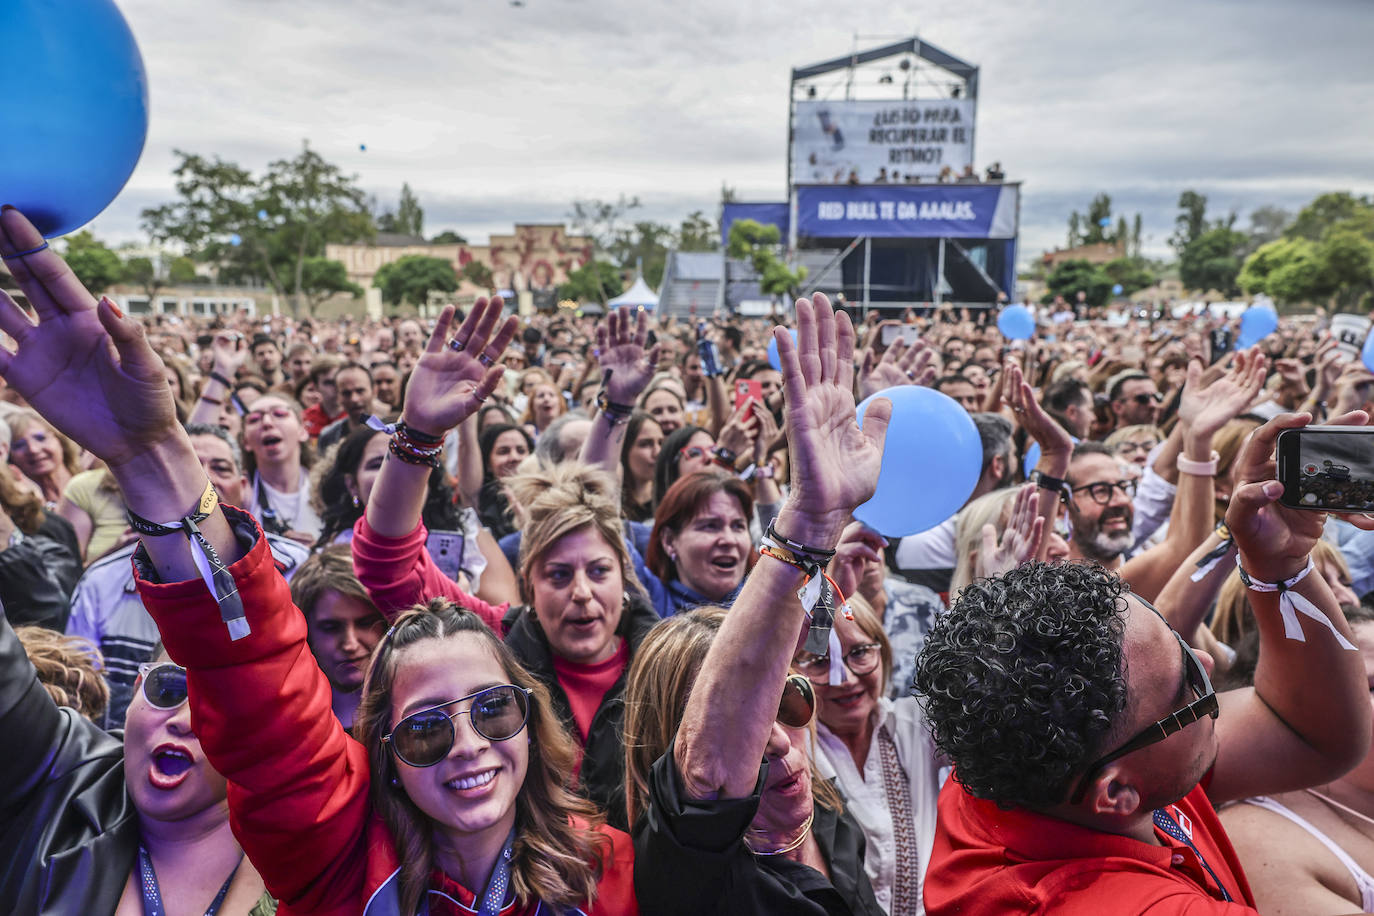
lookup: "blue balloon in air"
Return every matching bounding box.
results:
[1099,217,1112,227]
[997,304,1036,340]
[854,386,981,537]
[257,209,268,220]
[1362,329,1374,373]
[228,233,242,247]
[1236,304,1278,349]
[767,329,799,371]
[0,0,149,238]
[1112,283,1124,296]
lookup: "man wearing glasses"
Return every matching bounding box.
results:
[1109,370,1163,430]
[916,413,1373,914]
[1062,442,1139,568]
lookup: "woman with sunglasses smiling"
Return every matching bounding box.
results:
[621,294,889,915]
[0,217,637,916]
[1,621,271,914]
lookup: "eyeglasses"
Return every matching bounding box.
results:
[1069,479,1137,505]
[777,674,817,729]
[677,445,709,463]
[1126,392,1163,406]
[1068,612,1217,804]
[244,405,293,425]
[383,685,532,768]
[793,643,882,684]
[137,662,189,710]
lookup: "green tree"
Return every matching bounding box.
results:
[678,211,717,251]
[62,232,123,295]
[1317,228,1374,308]
[1170,190,1209,254]
[569,195,642,301]
[377,182,425,237]
[1131,213,1143,258]
[301,257,364,310]
[1080,194,1113,244]
[169,256,199,285]
[123,256,165,301]
[1245,205,1291,251]
[1288,192,1373,241]
[141,143,374,316]
[609,221,675,288]
[374,255,457,309]
[1102,257,1157,296]
[1067,211,1081,249]
[558,260,624,304]
[431,230,467,244]
[1043,259,1112,307]
[460,260,494,289]
[727,220,808,301]
[1179,226,1248,295]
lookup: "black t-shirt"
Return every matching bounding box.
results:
[633,741,884,916]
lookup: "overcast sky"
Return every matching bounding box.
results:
[86,0,1374,264]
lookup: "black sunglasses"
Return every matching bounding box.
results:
[1068,611,1217,804]
[777,674,817,729]
[138,662,189,710]
[1069,479,1137,505]
[384,685,533,768]
[1128,392,1163,406]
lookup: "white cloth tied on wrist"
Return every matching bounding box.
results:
[1237,556,1357,651]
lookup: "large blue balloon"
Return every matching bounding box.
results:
[1236,304,1278,350]
[854,386,981,537]
[1361,327,1374,374]
[767,329,799,371]
[2,0,148,238]
[997,304,1036,340]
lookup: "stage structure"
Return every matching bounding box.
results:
[719,36,1020,312]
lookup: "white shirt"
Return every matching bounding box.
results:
[248,469,323,540]
[811,696,945,916]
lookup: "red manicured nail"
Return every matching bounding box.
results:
[102,296,124,319]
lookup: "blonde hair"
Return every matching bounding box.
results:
[949,487,1023,596]
[16,626,109,723]
[507,462,643,605]
[354,600,609,915]
[622,606,843,828]
[1104,424,1163,451]
[1210,539,1351,646]
[8,409,82,477]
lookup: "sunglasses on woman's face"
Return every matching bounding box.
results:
[137,662,189,710]
[384,684,533,768]
[776,674,817,729]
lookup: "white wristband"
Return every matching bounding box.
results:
[1236,556,1356,651]
[1177,451,1220,477]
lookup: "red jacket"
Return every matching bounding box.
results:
[136,508,636,916]
[350,515,506,629]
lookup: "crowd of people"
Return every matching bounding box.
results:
[4,199,1374,914]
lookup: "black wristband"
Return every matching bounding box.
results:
[1030,469,1071,499]
[209,370,234,389]
[764,518,837,563]
[712,446,738,467]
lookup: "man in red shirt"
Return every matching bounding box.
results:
[915,412,1373,915]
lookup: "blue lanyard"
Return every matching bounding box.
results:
[138,846,242,916]
[475,828,518,916]
[1153,809,1232,902]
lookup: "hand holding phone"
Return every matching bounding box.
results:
[1278,425,1374,512]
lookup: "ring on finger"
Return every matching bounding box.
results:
[449,336,470,352]
[477,352,496,367]
[906,370,916,380]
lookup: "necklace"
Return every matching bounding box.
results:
[1307,788,1374,832]
[745,809,815,857]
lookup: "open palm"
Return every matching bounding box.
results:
[0,208,177,469]
[594,306,660,405]
[401,298,517,436]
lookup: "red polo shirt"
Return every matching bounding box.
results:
[924,775,1258,914]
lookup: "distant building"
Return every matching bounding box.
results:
[327,224,595,298]
[1040,241,1125,269]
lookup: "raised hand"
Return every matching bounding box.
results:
[974,484,1045,581]
[210,331,249,379]
[827,521,887,603]
[857,334,936,400]
[716,401,757,457]
[1003,360,1073,455]
[400,298,518,437]
[594,306,660,407]
[1177,348,1267,438]
[0,207,178,471]
[774,293,891,545]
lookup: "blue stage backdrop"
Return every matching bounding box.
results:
[720,202,790,246]
[795,183,1018,240]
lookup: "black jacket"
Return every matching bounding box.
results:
[502,590,660,831]
[634,744,884,916]
[0,596,137,916]
[0,514,83,631]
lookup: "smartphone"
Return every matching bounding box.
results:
[1277,426,1374,512]
[1209,328,1233,362]
[881,324,922,347]
[426,529,467,582]
[734,379,764,412]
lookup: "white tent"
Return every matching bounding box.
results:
[607,275,659,310]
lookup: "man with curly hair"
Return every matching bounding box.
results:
[916,413,1374,914]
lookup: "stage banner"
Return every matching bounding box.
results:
[721,202,789,246]
[795,184,1018,239]
[791,100,975,184]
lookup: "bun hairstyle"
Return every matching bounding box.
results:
[507,462,644,605]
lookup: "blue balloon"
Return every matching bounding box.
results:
[1112,283,1124,296]
[854,386,981,537]
[1099,217,1112,227]
[997,304,1036,340]
[228,233,242,247]
[1236,304,1278,349]
[1023,441,1041,479]
[766,329,799,371]
[257,209,269,220]
[1361,328,1374,374]
[359,143,367,151]
[1,0,149,238]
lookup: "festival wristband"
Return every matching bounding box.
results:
[1177,451,1220,477]
[1191,522,1234,581]
[1030,469,1071,499]
[126,480,248,641]
[209,370,235,389]
[1236,556,1356,651]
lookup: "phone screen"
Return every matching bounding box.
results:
[1278,426,1374,512]
[881,325,922,347]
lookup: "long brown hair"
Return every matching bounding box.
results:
[0,460,46,534]
[622,606,843,828]
[354,599,609,915]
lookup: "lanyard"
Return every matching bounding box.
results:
[474,828,518,916]
[1153,808,1232,902]
[138,846,242,916]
